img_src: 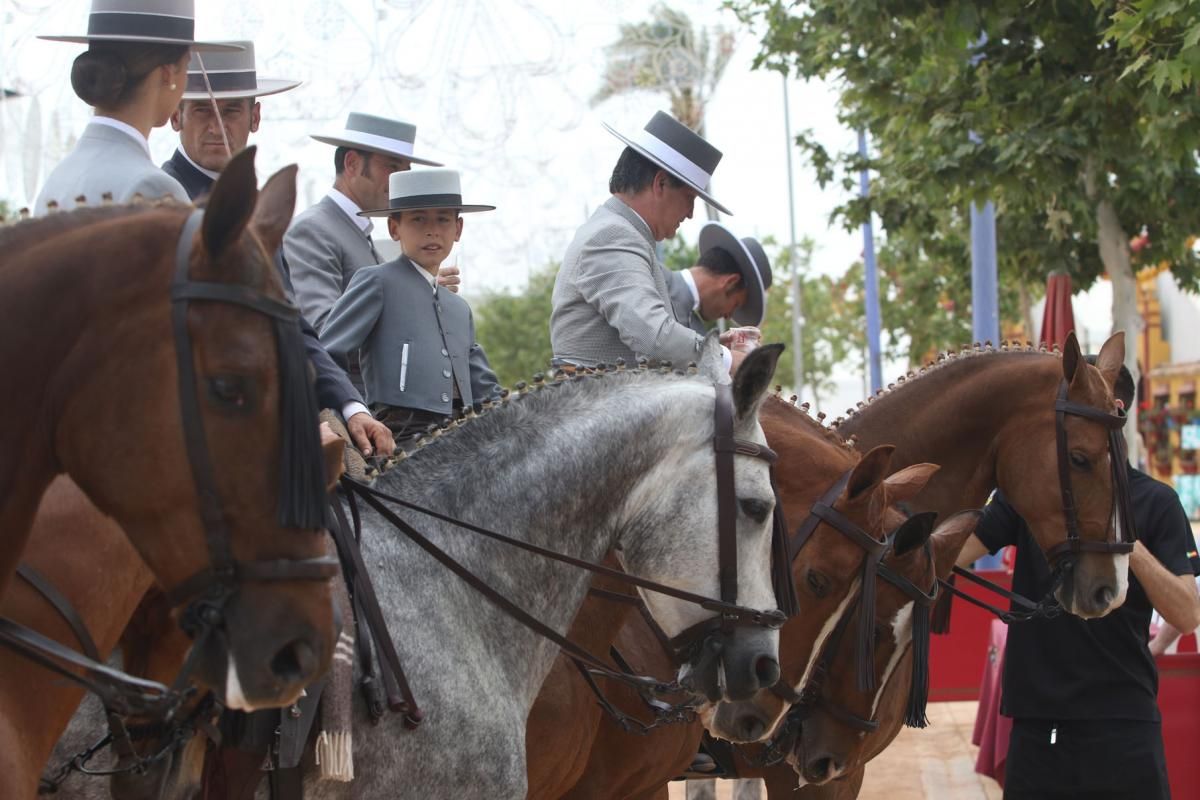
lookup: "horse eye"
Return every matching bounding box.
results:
[807,570,831,598]
[738,498,771,524]
[1069,450,1091,470]
[207,376,249,409]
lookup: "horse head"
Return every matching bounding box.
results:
[49,148,337,709]
[790,510,979,785]
[996,332,1131,618]
[620,340,785,708]
[705,413,941,743]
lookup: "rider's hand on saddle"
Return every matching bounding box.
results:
[346,411,396,458]
[437,265,461,294]
[720,326,762,353]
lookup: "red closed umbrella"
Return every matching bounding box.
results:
[1040,270,1076,349]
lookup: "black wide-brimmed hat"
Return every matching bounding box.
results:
[312,113,443,167]
[181,41,300,100]
[359,168,495,217]
[699,222,773,326]
[40,0,242,52]
[603,110,731,215]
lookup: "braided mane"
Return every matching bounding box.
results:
[762,390,859,454]
[0,198,187,261]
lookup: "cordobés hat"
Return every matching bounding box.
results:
[181,41,300,100]
[698,222,773,327]
[39,0,242,52]
[604,110,731,216]
[312,113,443,167]
[359,168,495,217]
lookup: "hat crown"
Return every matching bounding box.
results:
[90,0,194,15]
[643,111,722,177]
[388,168,462,203]
[188,41,254,73]
[346,113,417,146]
[87,0,196,38]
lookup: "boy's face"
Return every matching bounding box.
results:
[388,208,464,272]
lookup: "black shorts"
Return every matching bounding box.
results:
[1004,718,1169,800]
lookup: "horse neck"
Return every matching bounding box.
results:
[0,477,155,790]
[0,210,176,589]
[760,396,861,519]
[837,352,1061,514]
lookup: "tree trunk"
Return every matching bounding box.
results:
[1019,281,1036,344]
[1095,197,1143,458]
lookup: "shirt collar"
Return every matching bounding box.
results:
[177,147,221,181]
[89,116,150,157]
[404,256,439,291]
[327,188,371,233]
[680,269,701,313]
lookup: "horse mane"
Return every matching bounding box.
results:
[835,341,1062,430]
[368,362,711,478]
[0,200,187,263]
[762,390,860,455]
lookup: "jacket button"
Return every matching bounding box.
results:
[440,393,450,403]
[443,369,451,378]
[441,348,448,356]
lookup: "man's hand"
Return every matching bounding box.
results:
[346,411,396,458]
[437,265,461,294]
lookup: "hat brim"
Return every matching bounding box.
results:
[699,222,767,327]
[182,78,302,101]
[603,122,732,216]
[358,204,495,218]
[38,35,243,52]
[310,132,443,167]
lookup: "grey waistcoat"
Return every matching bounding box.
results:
[664,268,709,335]
[319,256,501,414]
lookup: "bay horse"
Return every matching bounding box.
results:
[289,343,790,799]
[0,147,338,710]
[531,395,939,799]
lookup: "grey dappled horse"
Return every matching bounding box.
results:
[307,340,785,799]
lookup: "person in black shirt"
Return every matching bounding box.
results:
[957,359,1200,800]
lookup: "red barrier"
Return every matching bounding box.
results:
[929,570,1012,701]
[1158,651,1200,800]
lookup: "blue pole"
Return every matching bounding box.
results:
[858,130,883,394]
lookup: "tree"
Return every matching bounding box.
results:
[472,263,557,388]
[732,0,1200,446]
[1097,0,1200,94]
[592,3,736,220]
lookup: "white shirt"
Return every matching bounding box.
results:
[327,188,371,233]
[89,116,151,157]
[179,147,221,181]
[680,268,702,313]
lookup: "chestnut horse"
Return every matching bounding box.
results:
[525,394,941,798]
[0,148,336,710]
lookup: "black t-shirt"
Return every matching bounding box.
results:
[975,465,1197,722]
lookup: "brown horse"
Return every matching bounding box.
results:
[0,147,336,709]
[525,395,939,798]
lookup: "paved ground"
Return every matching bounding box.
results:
[669,701,1003,799]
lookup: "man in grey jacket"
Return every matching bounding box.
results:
[665,221,773,335]
[550,111,758,371]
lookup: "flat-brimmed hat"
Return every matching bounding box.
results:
[698,222,773,327]
[40,0,242,52]
[181,41,299,100]
[359,168,495,217]
[312,113,442,167]
[603,110,731,215]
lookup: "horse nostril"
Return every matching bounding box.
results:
[736,714,766,742]
[754,655,780,688]
[805,755,842,783]
[270,638,317,684]
[1093,584,1116,610]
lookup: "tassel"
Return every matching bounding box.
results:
[905,605,932,728]
[314,730,354,781]
[931,574,955,635]
[275,319,329,529]
[856,557,879,693]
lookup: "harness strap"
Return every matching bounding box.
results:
[16,564,101,661]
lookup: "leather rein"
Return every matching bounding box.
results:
[336,381,795,729]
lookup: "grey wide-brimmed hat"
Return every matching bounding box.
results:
[359,168,495,217]
[40,0,242,52]
[603,110,731,216]
[698,221,773,327]
[181,42,299,100]
[312,113,442,167]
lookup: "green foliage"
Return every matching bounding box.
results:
[1098,0,1200,94]
[472,263,557,388]
[661,235,700,271]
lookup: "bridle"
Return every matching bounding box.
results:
[338,379,795,727]
[0,209,339,718]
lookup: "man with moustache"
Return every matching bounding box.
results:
[550,111,758,371]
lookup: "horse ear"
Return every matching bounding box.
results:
[203,146,258,262]
[847,444,895,500]
[1094,332,1126,390]
[251,163,298,257]
[697,332,729,385]
[731,343,784,424]
[930,510,983,579]
[1061,331,1081,383]
[892,511,938,557]
[882,462,940,506]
